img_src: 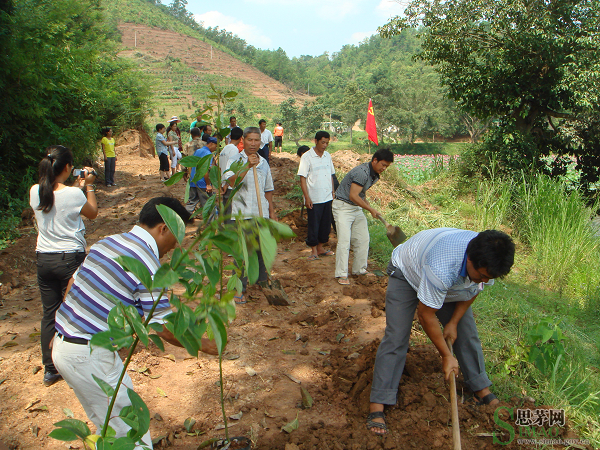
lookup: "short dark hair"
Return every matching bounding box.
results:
[139,197,191,228]
[466,230,515,278]
[156,123,165,132]
[372,148,394,163]
[315,130,330,142]
[230,116,236,121]
[258,119,266,125]
[277,122,282,126]
[190,127,201,138]
[101,127,112,137]
[230,126,243,141]
[297,145,310,157]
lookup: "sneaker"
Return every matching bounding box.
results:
[111,183,117,186]
[43,371,62,387]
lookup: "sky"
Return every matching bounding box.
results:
[187,0,406,58]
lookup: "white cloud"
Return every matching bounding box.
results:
[349,31,376,45]
[240,0,362,20]
[194,11,272,48]
[376,0,406,18]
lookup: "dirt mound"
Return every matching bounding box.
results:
[115,128,155,158]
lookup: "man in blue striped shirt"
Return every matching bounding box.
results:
[53,197,216,448]
[367,228,515,435]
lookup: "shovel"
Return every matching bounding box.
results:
[446,337,462,450]
[253,166,290,306]
[376,214,407,247]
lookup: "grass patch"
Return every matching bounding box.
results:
[366,161,600,446]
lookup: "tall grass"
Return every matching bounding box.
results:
[515,174,600,294]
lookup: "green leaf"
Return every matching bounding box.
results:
[124,307,149,347]
[163,171,184,186]
[115,256,152,290]
[202,194,216,223]
[63,407,74,418]
[281,413,299,433]
[52,419,91,439]
[111,436,136,450]
[259,226,278,270]
[208,165,221,188]
[90,331,119,352]
[208,310,228,355]
[301,387,313,408]
[541,327,554,343]
[153,264,179,289]
[149,334,165,352]
[156,204,186,244]
[184,417,196,432]
[48,428,79,442]
[224,91,238,98]
[184,178,191,203]
[92,374,115,398]
[127,388,150,441]
[180,155,202,168]
[268,220,296,239]
[247,249,259,285]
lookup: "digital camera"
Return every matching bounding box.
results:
[72,169,98,178]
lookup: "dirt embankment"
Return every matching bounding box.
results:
[0,138,587,449]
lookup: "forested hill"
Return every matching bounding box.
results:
[105,0,460,142]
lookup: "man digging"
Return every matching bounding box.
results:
[368,228,515,435]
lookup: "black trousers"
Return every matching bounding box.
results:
[258,144,270,164]
[36,251,86,372]
[306,200,332,247]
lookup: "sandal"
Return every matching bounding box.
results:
[307,255,320,261]
[466,392,498,406]
[318,250,334,256]
[366,411,387,435]
[234,294,246,305]
[475,393,498,405]
[337,277,350,285]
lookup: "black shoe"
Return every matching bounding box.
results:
[43,371,62,387]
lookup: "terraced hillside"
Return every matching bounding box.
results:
[118,23,312,124]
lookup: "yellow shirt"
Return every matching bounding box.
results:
[101,137,116,158]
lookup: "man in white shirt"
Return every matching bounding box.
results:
[258,119,273,164]
[298,131,336,260]
[223,127,276,303]
[219,126,243,217]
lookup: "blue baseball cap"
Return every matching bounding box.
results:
[206,136,218,144]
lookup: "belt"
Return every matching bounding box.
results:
[57,332,89,345]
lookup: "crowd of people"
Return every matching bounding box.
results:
[27,118,515,445]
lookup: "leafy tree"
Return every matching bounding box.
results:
[0,0,151,220]
[279,98,325,146]
[341,82,367,144]
[379,0,600,184]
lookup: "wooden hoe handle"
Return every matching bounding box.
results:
[253,166,263,217]
[446,337,462,450]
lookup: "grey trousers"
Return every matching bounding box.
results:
[370,262,492,405]
[186,186,210,214]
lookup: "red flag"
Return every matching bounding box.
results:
[365,99,379,146]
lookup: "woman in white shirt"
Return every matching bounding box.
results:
[29,145,98,386]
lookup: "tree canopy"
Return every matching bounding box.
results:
[379,0,600,185]
[0,0,151,216]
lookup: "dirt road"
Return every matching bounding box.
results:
[0,141,581,449]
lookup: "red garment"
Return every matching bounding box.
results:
[366,99,378,146]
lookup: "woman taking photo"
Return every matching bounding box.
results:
[29,146,98,386]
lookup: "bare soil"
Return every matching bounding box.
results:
[117,23,311,106]
[0,136,585,449]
